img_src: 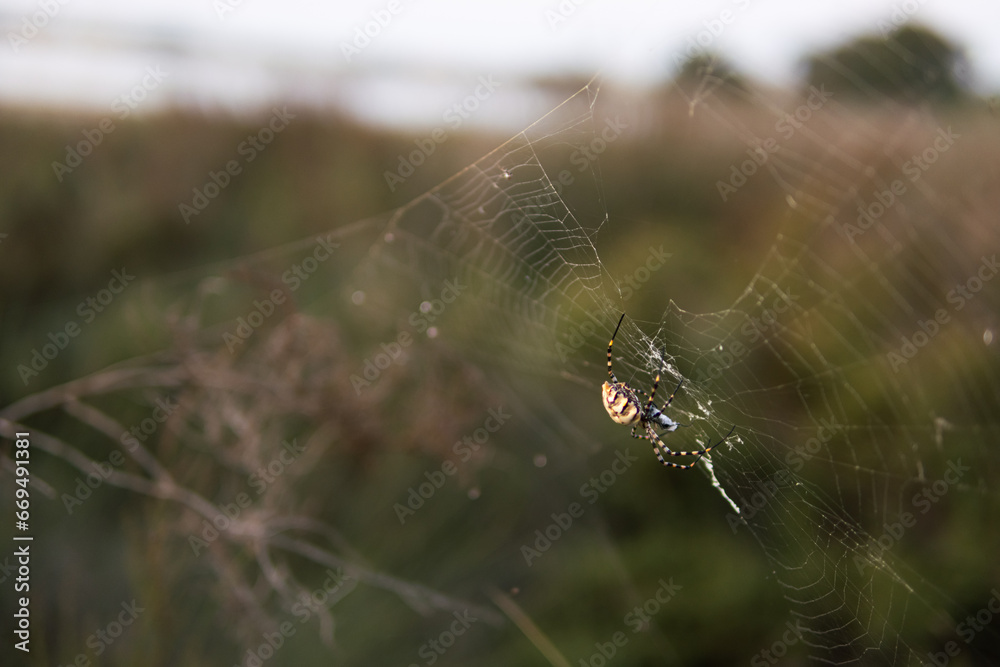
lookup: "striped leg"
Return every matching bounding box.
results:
[643,373,662,417]
[648,424,737,469]
[659,378,684,412]
[607,313,626,383]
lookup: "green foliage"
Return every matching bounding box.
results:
[2,37,997,663]
[805,25,971,104]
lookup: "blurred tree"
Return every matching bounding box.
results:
[804,24,971,104]
[672,52,752,99]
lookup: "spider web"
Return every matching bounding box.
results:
[5,36,1000,667]
[335,67,1000,663]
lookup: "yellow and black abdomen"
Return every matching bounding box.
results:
[601,381,640,425]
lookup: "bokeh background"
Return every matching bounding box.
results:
[2,2,999,666]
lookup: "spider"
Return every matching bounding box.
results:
[602,313,736,469]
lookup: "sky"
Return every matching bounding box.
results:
[1,0,998,126]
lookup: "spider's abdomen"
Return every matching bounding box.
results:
[602,381,640,425]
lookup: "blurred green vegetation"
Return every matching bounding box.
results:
[806,25,971,104]
[2,24,1000,667]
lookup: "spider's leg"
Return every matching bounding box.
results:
[699,424,737,456]
[644,373,661,417]
[651,378,689,431]
[647,424,737,470]
[647,422,705,469]
[630,422,651,440]
[660,378,684,411]
[646,423,671,466]
[607,313,626,383]
[661,425,737,457]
